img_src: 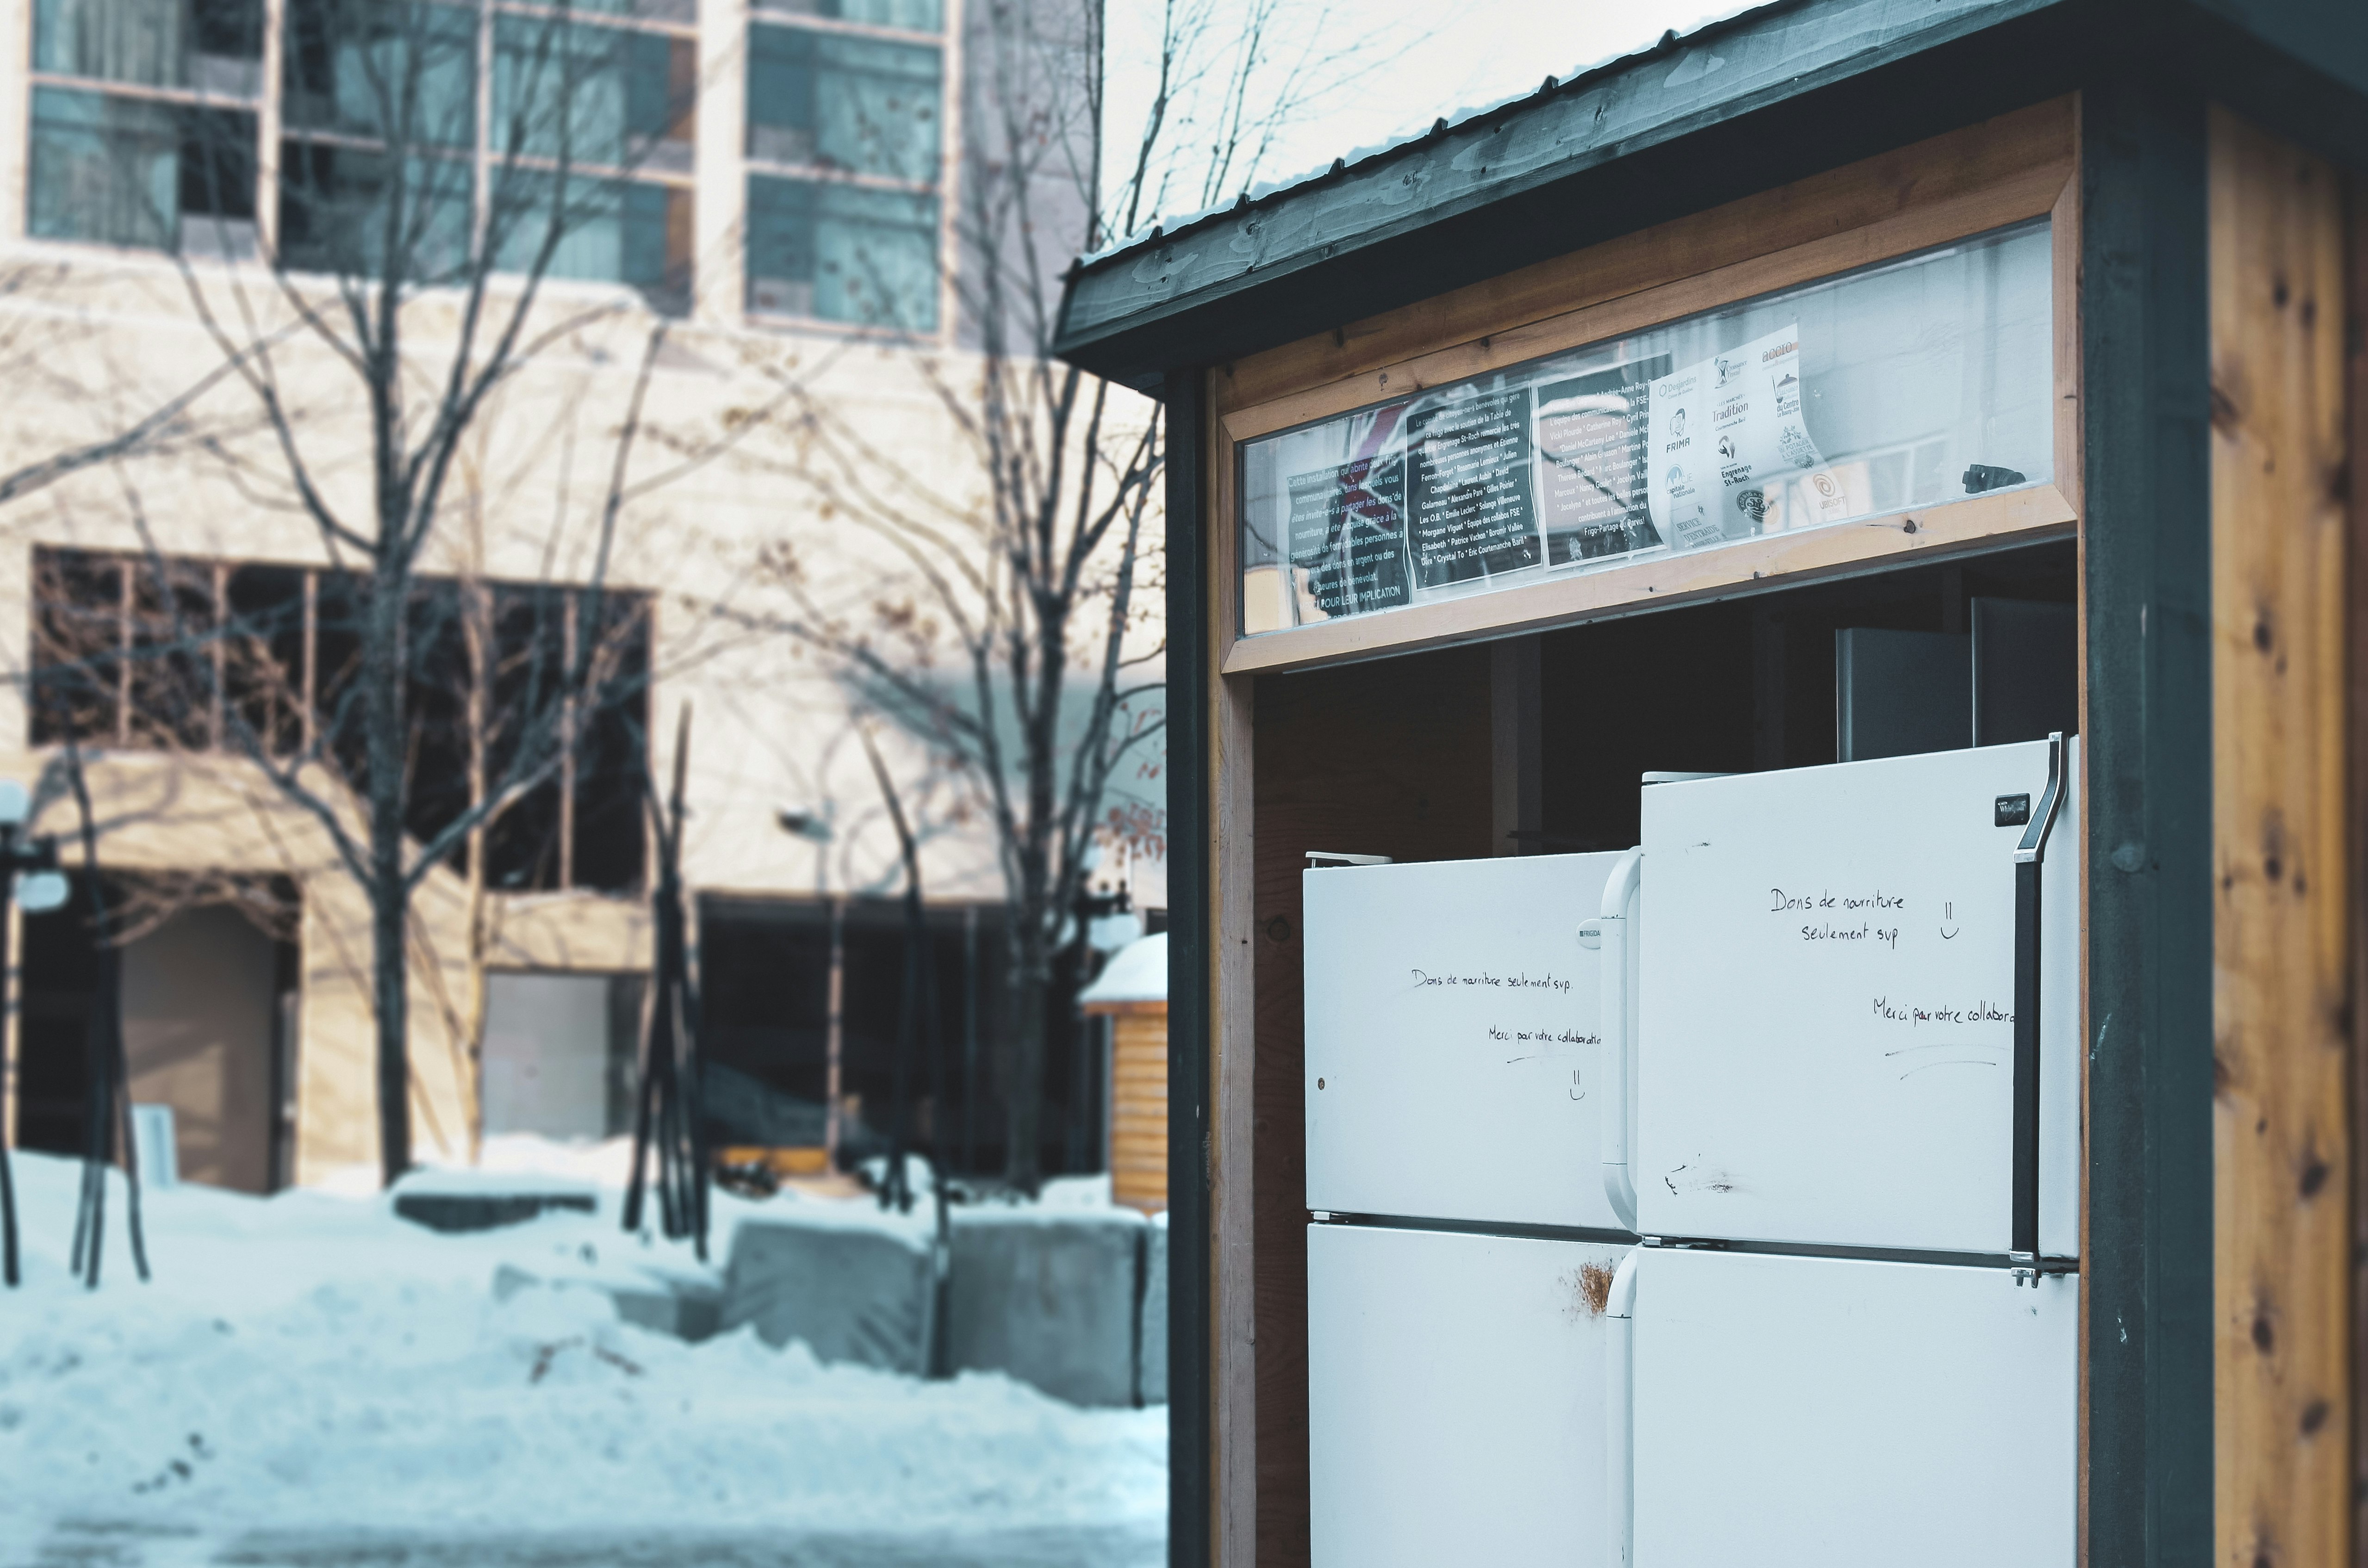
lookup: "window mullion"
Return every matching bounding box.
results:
[258,0,288,255]
[474,0,496,256]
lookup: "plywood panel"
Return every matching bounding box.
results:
[2208,106,2353,1568]
[1250,644,1493,1568]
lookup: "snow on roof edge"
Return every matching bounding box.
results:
[1078,931,1167,1006]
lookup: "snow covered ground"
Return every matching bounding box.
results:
[0,1149,1166,1568]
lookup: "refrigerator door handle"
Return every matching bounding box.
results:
[2009,732,2065,1274]
[1605,1249,1639,1568]
[1596,849,1642,1231]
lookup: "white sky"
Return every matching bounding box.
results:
[1103,0,1751,230]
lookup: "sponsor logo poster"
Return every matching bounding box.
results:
[1284,407,1412,620]
[1532,356,1669,566]
[1406,385,1541,589]
[1648,323,1837,550]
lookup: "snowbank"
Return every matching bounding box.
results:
[0,1151,1166,1547]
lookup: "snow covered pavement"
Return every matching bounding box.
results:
[17,1521,1165,1567]
[0,1151,1166,1568]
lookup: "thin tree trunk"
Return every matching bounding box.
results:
[459,579,491,1162]
[368,568,413,1186]
[1004,922,1050,1192]
[0,1130,16,1288]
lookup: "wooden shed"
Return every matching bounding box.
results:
[1080,932,1168,1215]
[1055,2,2368,1564]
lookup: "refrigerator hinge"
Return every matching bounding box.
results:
[2007,1250,2038,1287]
[1309,1210,1335,1224]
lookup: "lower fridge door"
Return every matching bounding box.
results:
[1628,1247,2076,1567]
[1309,1222,1630,1568]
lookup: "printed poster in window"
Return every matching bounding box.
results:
[1647,324,1839,552]
[1406,384,1541,589]
[1532,356,1670,566]
[1284,405,1412,620]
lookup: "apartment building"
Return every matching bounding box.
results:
[0,0,1149,1192]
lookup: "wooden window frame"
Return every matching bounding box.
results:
[1209,96,2084,678]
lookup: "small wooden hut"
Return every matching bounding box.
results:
[1080,932,1168,1214]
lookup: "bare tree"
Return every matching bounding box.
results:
[24,457,665,1173]
[748,0,1382,1190]
[11,0,724,1186]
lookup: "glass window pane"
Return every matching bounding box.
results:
[283,0,476,149]
[34,0,174,85]
[31,87,175,248]
[36,0,264,89]
[491,170,691,312]
[748,26,941,184]
[277,141,474,280]
[28,87,256,255]
[37,0,179,88]
[493,16,684,172]
[753,0,943,31]
[748,174,939,330]
[1236,220,2057,638]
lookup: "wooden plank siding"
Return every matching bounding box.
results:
[2208,107,2355,1568]
[1108,1011,1169,1213]
[2349,169,2368,1568]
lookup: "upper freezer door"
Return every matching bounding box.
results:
[1632,738,2078,1254]
[1306,852,1630,1229]
[1310,1223,1628,1568]
[1622,1247,2075,1567]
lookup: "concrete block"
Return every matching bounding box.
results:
[720,1212,935,1374]
[1138,1222,1168,1406]
[948,1209,1145,1408]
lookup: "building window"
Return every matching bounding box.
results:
[277,142,478,281]
[745,6,942,330]
[35,0,266,94]
[747,176,938,329]
[280,0,478,147]
[752,0,943,28]
[276,0,697,310]
[485,9,697,304]
[746,26,940,182]
[20,0,698,312]
[30,548,652,896]
[27,0,265,257]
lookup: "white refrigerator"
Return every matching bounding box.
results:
[1303,851,1633,1568]
[1602,735,2080,1565]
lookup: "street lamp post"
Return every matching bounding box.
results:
[0,779,68,1289]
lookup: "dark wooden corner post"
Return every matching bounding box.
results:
[2079,76,2215,1568]
[1164,369,1213,1568]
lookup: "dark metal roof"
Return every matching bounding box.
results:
[1054,0,2368,388]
